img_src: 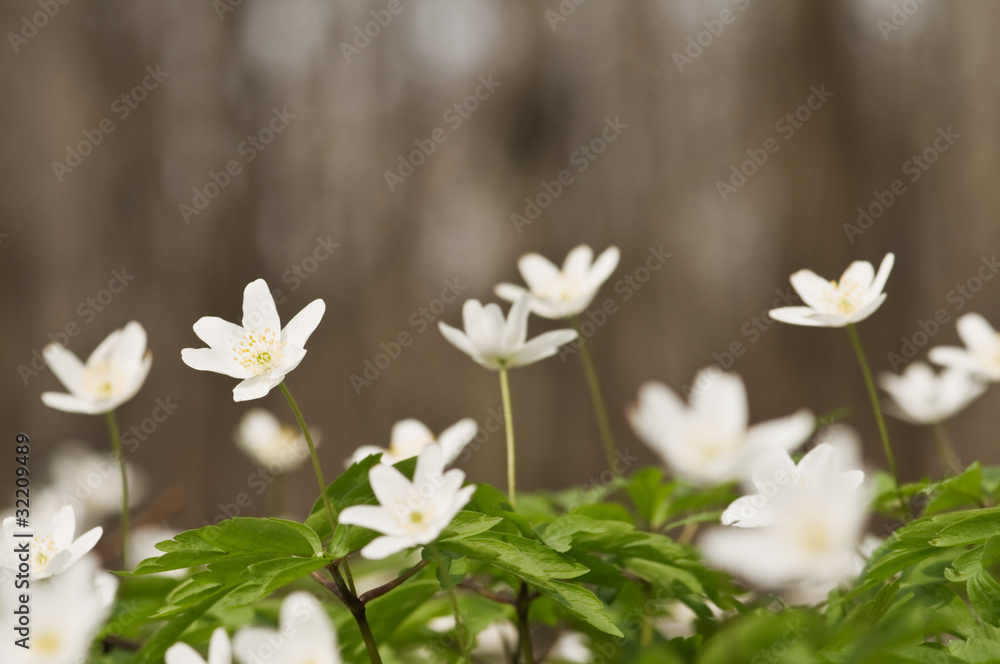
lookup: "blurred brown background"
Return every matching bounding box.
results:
[2,0,999,531]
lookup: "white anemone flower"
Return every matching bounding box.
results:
[769,253,895,327]
[233,592,341,664]
[338,443,475,560]
[41,321,152,414]
[494,245,620,319]
[700,435,870,590]
[928,312,1000,382]
[627,369,814,485]
[181,279,325,401]
[879,361,987,424]
[0,555,116,664]
[438,296,577,370]
[347,418,477,467]
[234,408,316,473]
[721,429,865,528]
[49,441,147,525]
[166,627,232,664]
[0,504,102,580]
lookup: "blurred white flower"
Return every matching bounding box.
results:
[879,361,987,424]
[494,245,620,319]
[181,279,325,401]
[347,418,477,467]
[234,408,316,473]
[338,443,475,559]
[548,631,591,662]
[701,433,870,590]
[1,504,102,580]
[0,554,116,664]
[49,441,147,525]
[721,429,865,528]
[131,525,185,578]
[627,369,814,484]
[769,253,894,327]
[41,321,152,414]
[166,627,232,664]
[929,312,1000,381]
[438,296,577,370]
[233,592,341,664]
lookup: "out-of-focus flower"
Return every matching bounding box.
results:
[439,296,577,370]
[347,418,477,467]
[0,554,115,663]
[338,443,475,559]
[233,592,341,664]
[41,321,152,414]
[166,627,232,664]
[548,632,591,662]
[721,429,865,528]
[879,361,987,424]
[131,525,186,578]
[929,312,1000,381]
[181,279,325,401]
[49,441,147,525]
[430,618,518,664]
[494,245,620,319]
[234,408,317,472]
[769,253,895,327]
[1,505,102,580]
[627,368,814,484]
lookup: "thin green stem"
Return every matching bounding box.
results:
[342,559,358,597]
[570,317,617,470]
[515,582,535,664]
[429,544,471,663]
[266,472,285,517]
[330,564,382,664]
[499,364,516,508]
[279,382,337,542]
[105,410,129,571]
[846,324,902,504]
[931,422,962,477]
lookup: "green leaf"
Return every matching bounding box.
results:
[438,532,588,586]
[627,468,672,528]
[968,570,1000,627]
[921,463,982,516]
[535,580,624,638]
[931,507,1000,547]
[133,586,231,664]
[536,514,609,553]
[439,511,504,541]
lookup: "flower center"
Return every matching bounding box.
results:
[410,511,424,524]
[536,273,587,303]
[233,328,285,375]
[35,630,62,654]
[794,520,832,553]
[82,360,123,400]
[821,279,864,316]
[32,534,59,574]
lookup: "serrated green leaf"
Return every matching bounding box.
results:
[931,508,1000,547]
[968,570,1000,627]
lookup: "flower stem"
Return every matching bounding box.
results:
[279,382,337,542]
[498,363,516,508]
[931,422,961,476]
[515,582,536,664]
[846,324,901,493]
[105,410,129,571]
[429,544,471,663]
[330,563,382,664]
[570,316,618,471]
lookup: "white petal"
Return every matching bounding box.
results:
[628,382,686,456]
[768,306,834,327]
[165,642,209,664]
[847,293,887,324]
[518,253,560,291]
[788,270,832,311]
[839,260,876,292]
[280,592,336,654]
[494,282,528,304]
[117,351,153,405]
[506,329,577,367]
[584,246,620,290]
[42,344,86,397]
[67,526,104,567]
[241,279,281,332]
[192,316,245,350]
[928,347,985,374]
[233,628,277,664]
[361,535,410,559]
[744,410,814,454]
[283,299,326,348]
[41,391,108,415]
[413,443,445,490]
[461,300,492,350]
[438,418,478,466]
[562,245,594,276]
[347,445,388,466]
[337,505,405,536]
[49,505,77,547]
[368,464,413,508]
[208,627,232,664]
[232,373,283,402]
[181,348,252,379]
[721,495,777,527]
[957,313,999,352]
[109,322,149,377]
[502,296,532,355]
[86,326,124,365]
[869,253,895,297]
[690,370,747,433]
[438,322,483,364]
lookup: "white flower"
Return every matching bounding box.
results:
[41,321,152,414]
[347,418,477,467]
[166,627,232,664]
[701,431,870,590]
[131,525,186,578]
[879,361,987,424]
[49,441,147,525]
[338,443,475,559]
[769,253,895,327]
[721,429,865,528]
[0,504,102,580]
[494,245,620,319]
[234,408,317,472]
[929,312,1000,381]
[548,632,591,663]
[181,279,325,401]
[233,592,341,664]
[0,555,116,664]
[438,296,577,370]
[627,369,814,484]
